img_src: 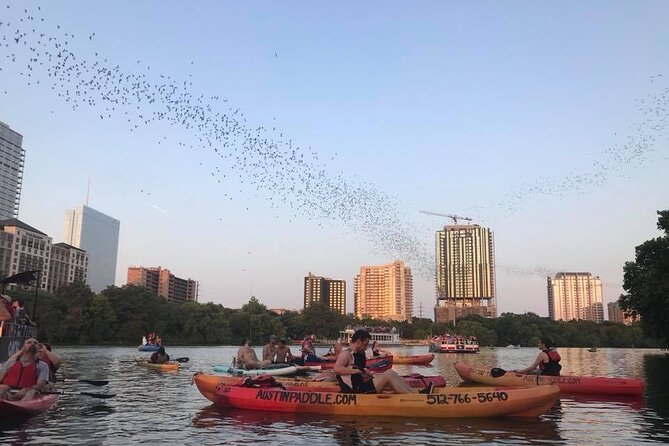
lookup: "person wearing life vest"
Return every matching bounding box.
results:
[0,338,49,401]
[513,337,562,376]
[334,329,434,394]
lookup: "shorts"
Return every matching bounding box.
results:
[353,379,376,394]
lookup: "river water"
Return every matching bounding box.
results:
[1,346,667,445]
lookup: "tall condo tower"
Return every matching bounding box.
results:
[435,224,496,323]
[63,205,120,293]
[354,260,413,322]
[547,272,604,323]
[303,272,346,315]
[0,121,25,219]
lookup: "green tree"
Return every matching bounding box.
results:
[619,210,669,346]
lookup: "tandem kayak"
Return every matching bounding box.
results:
[393,354,435,365]
[192,372,448,403]
[212,382,559,418]
[135,359,180,371]
[454,362,645,396]
[305,355,393,372]
[0,394,59,417]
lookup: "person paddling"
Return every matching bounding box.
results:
[513,337,562,376]
[0,338,48,401]
[334,329,433,394]
[150,347,170,364]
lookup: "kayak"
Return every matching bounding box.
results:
[212,382,559,418]
[136,359,180,371]
[393,354,435,365]
[192,372,448,403]
[138,344,161,352]
[454,362,644,396]
[305,355,393,372]
[214,365,299,376]
[0,394,59,417]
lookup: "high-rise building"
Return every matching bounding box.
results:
[607,301,633,325]
[127,266,198,304]
[547,272,604,323]
[0,219,88,292]
[303,272,346,314]
[434,224,496,323]
[63,205,120,293]
[0,121,25,220]
[354,260,413,321]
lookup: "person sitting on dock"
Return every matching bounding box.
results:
[237,338,271,370]
[334,329,433,394]
[0,338,49,401]
[513,337,562,376]
[150,346,170,364]
[262,334,278,361]
[273,338,294,363]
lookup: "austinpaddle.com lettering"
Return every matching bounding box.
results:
[254,390,357,405]
[521,375,581,385]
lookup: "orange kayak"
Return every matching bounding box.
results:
[393,354,435,365]
[136,359,180,371]
[192,373,447,402]
[212,383,559,418]
[454,362,644,396]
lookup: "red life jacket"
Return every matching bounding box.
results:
[1,358,40,388]
[539,348,562,375]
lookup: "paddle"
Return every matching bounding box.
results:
[59,378,109,386]
[40,390,116,399]
[173,357,189,363]
[490,367,542,384]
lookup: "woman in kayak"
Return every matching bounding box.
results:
[513,337,562,376]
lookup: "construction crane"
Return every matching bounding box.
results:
[419,210,473,225]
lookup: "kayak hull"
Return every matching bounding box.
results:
[136,360,180,371]
[0,394,59,417]
[454,362,644,396]
[394,354,435,365]
[212,383,559,418]
[213,365,299,376]
[305,355,393,372]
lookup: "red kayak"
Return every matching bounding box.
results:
[305,355,393,372]
[454,362,644,396]
[0,394,59,417]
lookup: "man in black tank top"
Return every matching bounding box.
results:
[334,329,434,394]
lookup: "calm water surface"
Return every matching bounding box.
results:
[1,346,668,445]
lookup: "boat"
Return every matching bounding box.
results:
[138,344,161,352]
[393,354,435,365]
[211,382,560,418]
[0,322,38,363]
[339,327,402,346]
[588,347,598,352]
[192,372,448,402]
[305,355,393,372]
[135,359,180,371]
[429,338,479,354]
[0,394,59,418]
[454,362,644,396]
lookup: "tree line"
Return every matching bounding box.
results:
[6,282,656,348]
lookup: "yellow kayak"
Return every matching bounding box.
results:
[136,359,180,371]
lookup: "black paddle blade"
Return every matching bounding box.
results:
[81,392,116,399]
[490,368,506,378]
[62,379,109,386]
[174,357,189,363]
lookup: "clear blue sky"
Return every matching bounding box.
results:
[1,1,667,318]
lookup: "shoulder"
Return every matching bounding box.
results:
[36,361,49,373]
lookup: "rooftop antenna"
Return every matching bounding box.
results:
[86,176,91,206]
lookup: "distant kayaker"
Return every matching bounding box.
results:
[262,334,278,361]
[273,338,294,363]
[0,338,48,401]
[334,329,434,394]
[513,337,562,376]
[237,338,271,369]
[370,341,390,358]
[150,346,170,364]
[301,334,317,361]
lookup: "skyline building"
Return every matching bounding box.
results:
[127,266,198,304]
[435,224,496,323]
[63,205,120,293]
[0,219,88,292]
[547,272,604,323]
[354,260,413,322]
[607,301,633,325]
[303,272,346,315]
[0,121,25,220]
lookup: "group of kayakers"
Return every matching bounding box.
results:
[142,332,162,347]
[0,337,61,401]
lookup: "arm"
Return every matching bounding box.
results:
[514,353,546,374]
[0,305,11,322]
[41,349,61,371]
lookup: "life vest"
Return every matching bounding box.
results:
[336,349,367,392]
[540,348,562,376]
[1,357,40,388]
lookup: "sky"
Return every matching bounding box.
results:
[0,1,667,319]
